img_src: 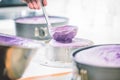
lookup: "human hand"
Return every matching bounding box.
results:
[23,0,47,9]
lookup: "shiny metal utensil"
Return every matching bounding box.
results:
[35,0,52,39]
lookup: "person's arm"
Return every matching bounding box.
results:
[23,0,47,9]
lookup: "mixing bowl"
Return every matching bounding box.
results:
[40,38,93,68]
[15,15,68,40]
[72,44,120,80]
[0,33,44,80]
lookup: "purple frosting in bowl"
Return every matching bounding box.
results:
[74,44,120,68]
[0,33,42,48]
[51,25,78,43]
[15,16,67,24]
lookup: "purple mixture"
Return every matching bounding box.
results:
[52,25,77,43]
[74,45,120,67]
[49,38,93,48]
[0,34,42,48]
[15,16,66,24]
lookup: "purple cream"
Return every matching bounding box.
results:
[49,38,93,48]
[0,33,42,48]
[74,45,120,67]
[52,25,77,43]
[15,16,66,24]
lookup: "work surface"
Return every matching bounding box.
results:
[20,47,72,79]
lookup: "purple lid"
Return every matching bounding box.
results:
[49,38,93,48]
[0,33,42,48]
[74,44,120,68]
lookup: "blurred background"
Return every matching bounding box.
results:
[0,0,120,80]
[0,0,120,44]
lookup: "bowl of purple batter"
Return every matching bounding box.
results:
[0,33,43,80]
[72,44,120,80]
[15,15,68,40]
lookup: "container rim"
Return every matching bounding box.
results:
[14,15,69,25]
[72,44,120,68]
[0,33,44,49]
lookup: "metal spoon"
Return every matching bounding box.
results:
[40,0,52,38]
[34,0,52,40]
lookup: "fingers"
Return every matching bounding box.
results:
[27,0,34,9]
[27,0,40,9]
[32,0,40,9]
[43,0,47,6]
[23,0,47,10]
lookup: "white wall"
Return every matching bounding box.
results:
[46,0,120,44]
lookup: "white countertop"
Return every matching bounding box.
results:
[21,48,72,79]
